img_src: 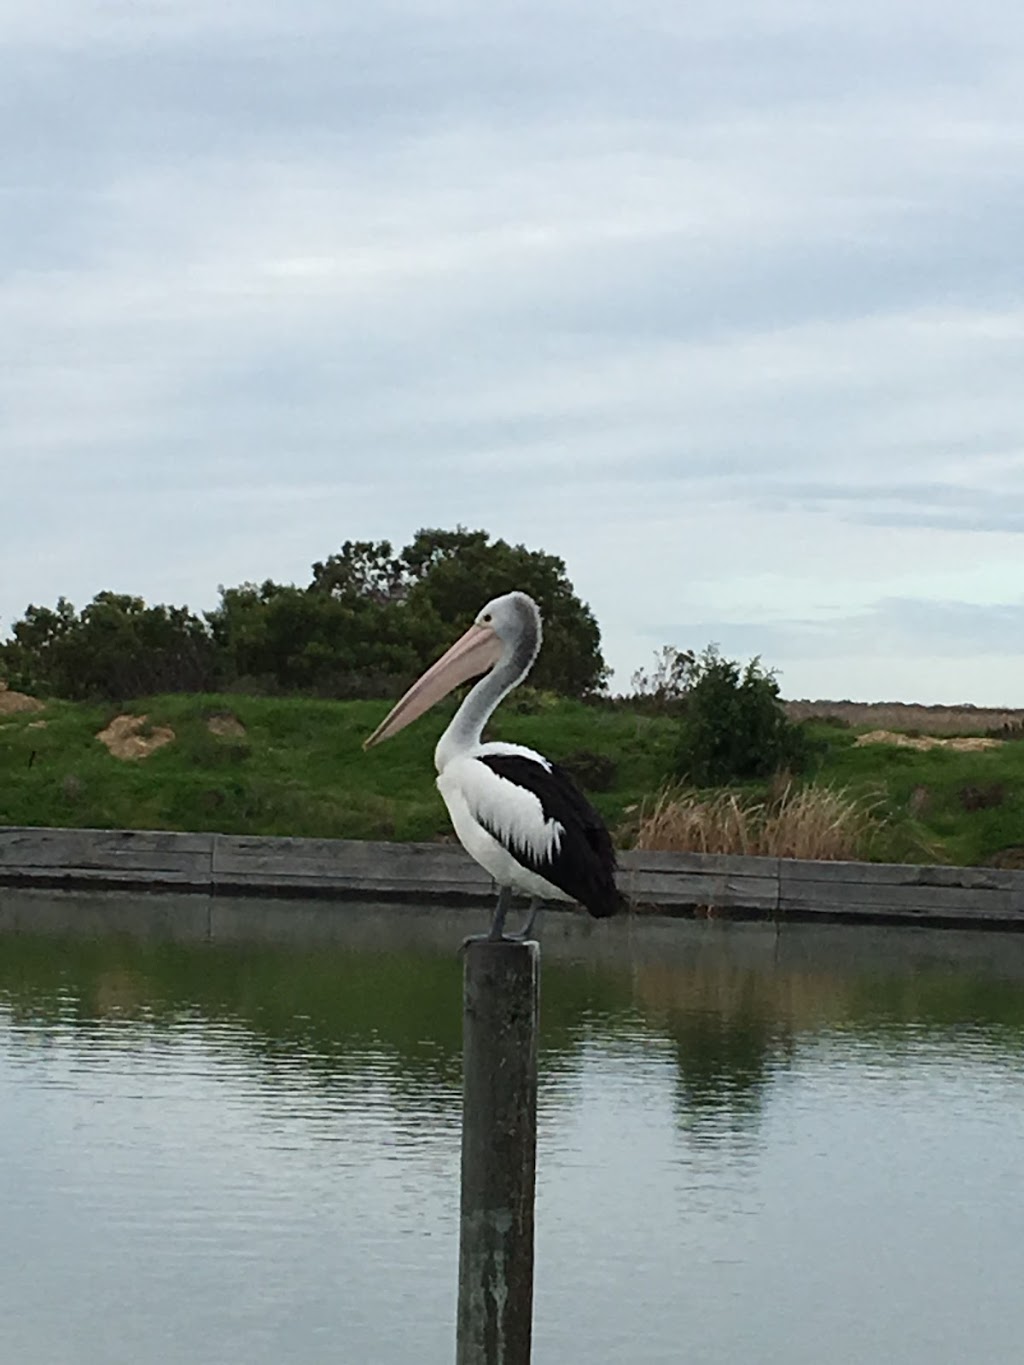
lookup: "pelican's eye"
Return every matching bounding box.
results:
[482,612,492,623]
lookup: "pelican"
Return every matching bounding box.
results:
[364,591,625,940]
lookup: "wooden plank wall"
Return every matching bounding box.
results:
[0,827,216,889]
[2,826,1024,928]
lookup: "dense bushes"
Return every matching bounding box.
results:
[0,594,221,701]
[672,646,814,785]
[0,529,608,703]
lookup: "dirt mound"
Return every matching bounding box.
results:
[0,684,45,715]
[207,713,246,738]
[855,729,1002,752]
[97,714,175,760]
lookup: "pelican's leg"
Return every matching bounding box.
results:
[461,886,531,951]
[511,898,542,941]
[487,884,513,941]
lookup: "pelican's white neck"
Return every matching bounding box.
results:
[434,601,541,773]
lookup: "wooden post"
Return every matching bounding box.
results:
[457,939,539,1365]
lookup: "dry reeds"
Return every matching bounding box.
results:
[631,782,880,861]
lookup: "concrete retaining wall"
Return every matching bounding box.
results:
[2,825,1024,929]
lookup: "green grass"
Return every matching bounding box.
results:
[801,722,1024,867]
[0,693,676,843]
[1,696,1022,867]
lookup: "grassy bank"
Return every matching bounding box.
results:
[0,693,674,843]
[1,692,1022,867]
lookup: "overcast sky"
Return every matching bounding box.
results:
[3,0,1024,702]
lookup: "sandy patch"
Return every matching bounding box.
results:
[855,729,1003,752]
[0,684,45,715]
[207,713,246,738]
[97,714,175,760]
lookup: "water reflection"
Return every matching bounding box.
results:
[4,924,1024,1142]
[2,911,1024,1365]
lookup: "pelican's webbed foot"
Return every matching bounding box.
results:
[460,889,541,949]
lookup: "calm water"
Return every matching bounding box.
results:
[2,901,1024,1365]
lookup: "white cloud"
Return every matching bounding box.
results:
[2,0,1024,702]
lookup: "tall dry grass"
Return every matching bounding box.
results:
[631,782,880,861]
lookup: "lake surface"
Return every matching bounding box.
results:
[1,899,1023,1365]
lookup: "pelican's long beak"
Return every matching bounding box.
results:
[363,622,503,748]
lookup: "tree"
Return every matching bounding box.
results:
[1,528,607,701]
[401,527,608,696]
[207,573,441,697]
[309,541,408,604]
[0,597,77,693]
[628,645,695,713]
[674,645,812,785]
[0,593,218,699]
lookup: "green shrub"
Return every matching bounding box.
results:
[674,646,814,785]
[1,528,608,702]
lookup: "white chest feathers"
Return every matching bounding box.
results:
[435,749,570,901]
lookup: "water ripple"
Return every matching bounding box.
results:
[2,921,1024,1365]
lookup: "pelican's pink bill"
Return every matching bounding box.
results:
[363,622,503,748]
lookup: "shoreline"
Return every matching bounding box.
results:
[2,825,1024,930]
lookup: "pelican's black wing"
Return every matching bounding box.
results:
[475,753,624,918]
